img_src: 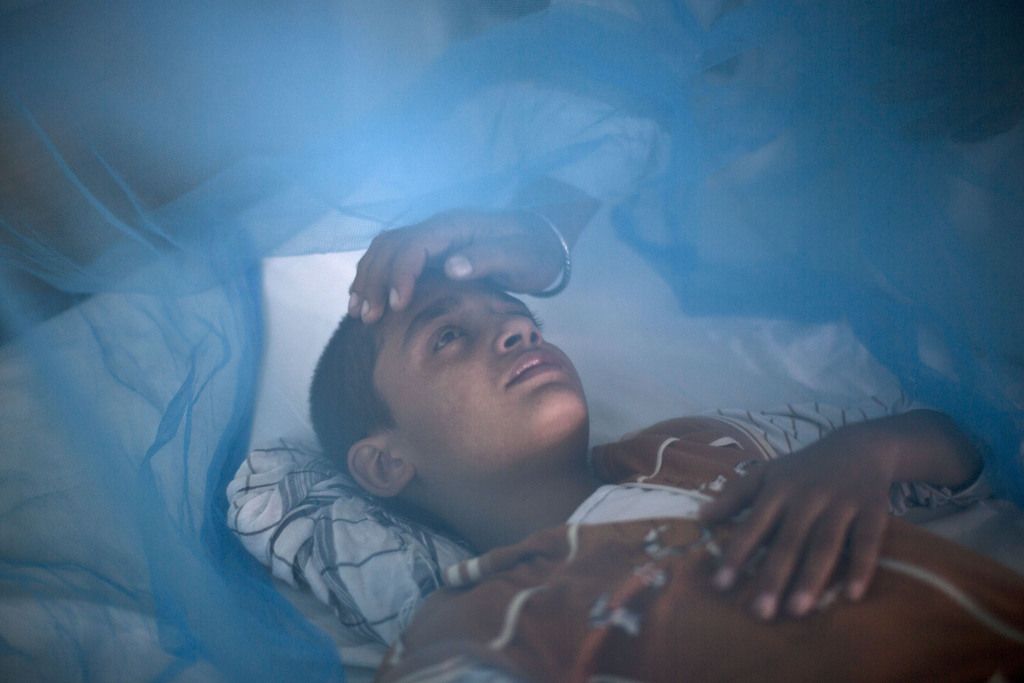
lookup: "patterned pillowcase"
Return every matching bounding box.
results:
[227,443,473,647]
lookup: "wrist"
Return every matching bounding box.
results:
[839,420,902,484]
[520,210,571,297]
[861,411,982,488]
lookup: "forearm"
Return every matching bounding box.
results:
[852,409,983,489]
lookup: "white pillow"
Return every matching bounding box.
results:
[251,216,906,450]
[227,442,471,649]
[250,250,364,448]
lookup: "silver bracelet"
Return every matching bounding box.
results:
[527,210,572,298]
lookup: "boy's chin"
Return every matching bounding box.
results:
[528,393,589,446]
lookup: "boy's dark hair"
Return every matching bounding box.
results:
[309,314,394,473]
[308,309,466,542]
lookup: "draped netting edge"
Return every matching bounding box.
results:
[1,1,1022,681]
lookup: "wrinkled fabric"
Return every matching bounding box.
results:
[1,1,1022,680]
[227,444,471,650]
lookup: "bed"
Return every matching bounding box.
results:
[232,214,1024,682]
[4,211,1021,682]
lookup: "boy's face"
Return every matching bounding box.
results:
[372,275,588,491]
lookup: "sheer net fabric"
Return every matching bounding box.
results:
[1,1,1021,680]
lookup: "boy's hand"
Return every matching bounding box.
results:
[699,411,981,621]
[700,426,895,620]
[700,430,892,622]
[348,209,567,323]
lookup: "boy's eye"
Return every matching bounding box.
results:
[432,326,464,352]
[525,309,543,331]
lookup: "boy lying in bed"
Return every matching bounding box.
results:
[310,208,1024,681]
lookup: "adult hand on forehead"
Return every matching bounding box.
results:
[347,209,566,323]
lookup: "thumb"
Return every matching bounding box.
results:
[445,239,557,292]
[443,252,476,280]
[444,242,517,284]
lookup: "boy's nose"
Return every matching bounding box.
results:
[496,316,542,352]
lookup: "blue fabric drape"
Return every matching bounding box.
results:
[1,1,1021,680]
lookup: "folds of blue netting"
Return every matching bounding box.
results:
[1,1,1022,681]
[603,0,1024,502]
[0,261,345,680]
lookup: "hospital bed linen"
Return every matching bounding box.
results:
[228,444,471,654]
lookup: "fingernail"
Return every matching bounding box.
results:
[361,300,371,319]
[753,594,777,621]
[846,581,866,601]
[445,255,472,279]
[788,591,813,616]
[713,567,735,590]
[348,293,361,315]
[389,288,401,309]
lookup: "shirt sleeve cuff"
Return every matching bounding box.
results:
[888,466,991,516]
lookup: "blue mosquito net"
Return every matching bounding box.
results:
[1,1,1021,680]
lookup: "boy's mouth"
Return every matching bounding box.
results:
[505,349,565,389]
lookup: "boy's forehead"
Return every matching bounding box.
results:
[378,276,526,347]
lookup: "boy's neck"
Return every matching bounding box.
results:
[454,462,599,552]
[412,430,597,553]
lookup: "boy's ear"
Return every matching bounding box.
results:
[347,434,415,498]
